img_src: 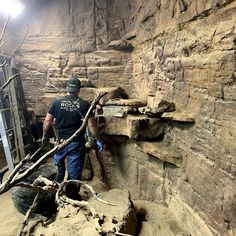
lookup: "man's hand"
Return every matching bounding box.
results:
[41,135,49,146]
[96,140,104,152]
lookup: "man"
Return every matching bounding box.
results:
[42,77,101,199]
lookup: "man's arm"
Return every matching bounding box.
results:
[43,113,54,137]
[87,116,100,140]
[87,116,111,145]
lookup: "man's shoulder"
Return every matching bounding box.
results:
[78,97,90,105]
[77,97,90,111]
[49,95,67,108]
[53,95,67,102]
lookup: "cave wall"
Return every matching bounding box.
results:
[120,1,236,235]
[100,1,236,235]
[0,0,235,235]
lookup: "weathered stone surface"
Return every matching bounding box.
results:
[105,98,146,107]
[102,106,136,118]
[108,39,134,51]
[102,98,146,117]
[103,115,164,139]
[120,1,236,234]
[80,86,128,103]
[138,165,163,201]
[138,142,182,167]
[161,112,195,123]
[97,141,215,236]
[34,93,63,117]
[139,99,176,118]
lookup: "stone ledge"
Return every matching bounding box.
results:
[161,111,195,123]
[105,98,146,107]
[102,98,146,117]
[103,115,164,139]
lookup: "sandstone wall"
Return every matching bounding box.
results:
[1,0,235,235]
[8,0,133,107]
[99,0,235,235]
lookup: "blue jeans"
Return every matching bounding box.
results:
[54,141,86,183]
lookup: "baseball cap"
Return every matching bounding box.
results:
[66,77,81,93]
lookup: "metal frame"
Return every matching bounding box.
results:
[0,111,14,172]
[0,65,32,172]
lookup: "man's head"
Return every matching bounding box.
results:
[66,77,81,94]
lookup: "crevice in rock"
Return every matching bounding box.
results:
[93,0,98,50]
[134,207,147,236]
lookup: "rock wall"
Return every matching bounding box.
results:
[7,0,133,107]
[117,1,236,235]
[1,0,235,235]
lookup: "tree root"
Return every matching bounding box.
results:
[15,176,118,235]
[16,193,43,236]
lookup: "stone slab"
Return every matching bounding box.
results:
[161,111,195,123]
[103,115,164,139]
[105,98,146,107]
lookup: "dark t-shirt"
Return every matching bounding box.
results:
[48,95,90,142]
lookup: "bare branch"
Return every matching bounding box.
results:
[15,176,57,193]
[0,73,19,92]
[0,15,10,43]
[0,93,106,195]
[16,193,43,236]
[1,25,30,67]
[56,179,116,208]
[25,219,44,236]
[0,147,42,190]
[115,233,134,236]
[0,41,5,49]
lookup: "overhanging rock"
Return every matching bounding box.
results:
[102,98,146,117]
[103,115,165,139]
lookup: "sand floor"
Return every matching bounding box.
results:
[0,190,24,236]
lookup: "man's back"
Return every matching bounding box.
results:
[48,95,90,141]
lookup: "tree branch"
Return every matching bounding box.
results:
[16,193,43,236]
[0,15,10,43]
[0,73,19,92]
[0,41,5,49]
[1,25,30,67]
[55,179,116,208]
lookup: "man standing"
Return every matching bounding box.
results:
[42,77,100,199]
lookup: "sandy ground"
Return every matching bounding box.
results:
[0,189,191,236]
[0,174,213,236]
[0,190,24,236]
